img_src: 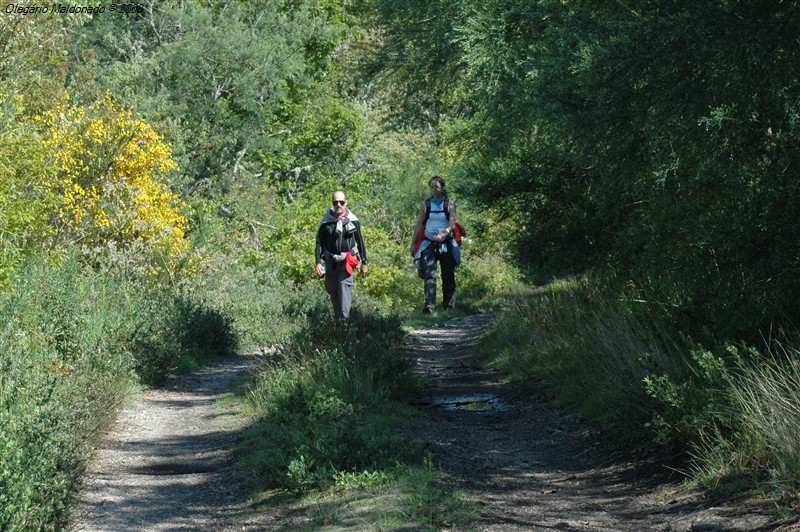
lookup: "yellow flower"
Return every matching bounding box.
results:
[35,92,190,276]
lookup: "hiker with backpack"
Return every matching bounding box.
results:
[410,176,461,313]
[315,190,368,322]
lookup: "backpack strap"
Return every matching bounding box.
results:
[424,198,450,221]
[415,197,453,255]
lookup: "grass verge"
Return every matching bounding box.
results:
[0,254,239,530]
[238,301,479,529]
[477,278,673,438]
[477,276,800,507]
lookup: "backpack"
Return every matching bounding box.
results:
[412,198,466,254]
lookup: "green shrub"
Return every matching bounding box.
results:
[0,256,135,529]
[642,345,745,448]
[175,297,238,359]
[241,304,421,492]
[115,286,238,385]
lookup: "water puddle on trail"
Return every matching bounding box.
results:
[427,393,510,413]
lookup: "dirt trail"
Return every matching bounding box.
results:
[402,313,790,531]
[71,354,274,531]
[72,313,794,531]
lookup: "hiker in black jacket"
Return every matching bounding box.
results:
[315,190,368,322]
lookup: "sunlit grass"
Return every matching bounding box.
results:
[262,457,480,530]
[693,347,800,495]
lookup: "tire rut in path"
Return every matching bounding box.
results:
[403,313,783,531]
[71,353,274,531]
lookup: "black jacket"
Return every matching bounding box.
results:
[314,209,368,265]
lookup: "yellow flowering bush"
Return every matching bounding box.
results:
[38,94,189,274]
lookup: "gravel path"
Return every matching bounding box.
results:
[71,353,274,531]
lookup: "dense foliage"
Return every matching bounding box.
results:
[366,0,800,497]
[4,0,799,525]
[0,254,237,529]
[366,0,800,344]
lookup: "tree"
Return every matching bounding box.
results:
[363,0,800,341]
[68,0,355,197]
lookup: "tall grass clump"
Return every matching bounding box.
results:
[241,302,421,492]
[736,352,800,490]
[479,278,686,438]
[692,346,800,494]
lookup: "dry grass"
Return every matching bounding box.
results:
[731,348,800,491]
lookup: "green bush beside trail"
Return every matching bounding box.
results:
[0,255,238,530]
[241,303,422,492]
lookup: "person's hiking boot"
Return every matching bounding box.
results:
[422,305,434,314]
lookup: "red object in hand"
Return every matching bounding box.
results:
[344,252,360,276]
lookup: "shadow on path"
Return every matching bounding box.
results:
[403,313,783,531]
[71,354,275,531]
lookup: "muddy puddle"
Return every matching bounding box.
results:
[422,393,511,413]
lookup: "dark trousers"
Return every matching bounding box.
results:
[421,244,456,309]
[325,263,355,321]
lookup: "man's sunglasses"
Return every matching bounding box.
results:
[333,200,346,206]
